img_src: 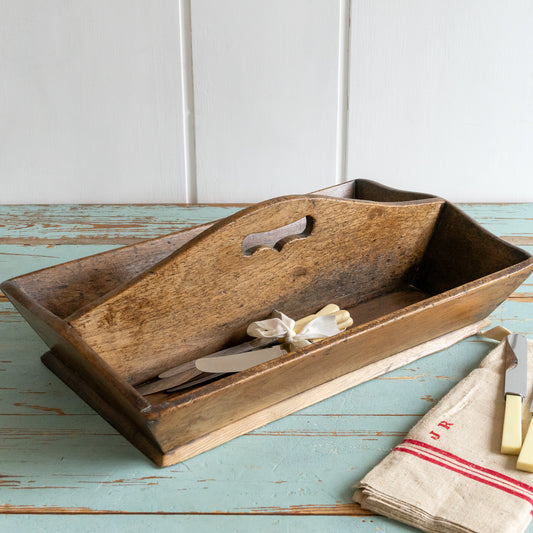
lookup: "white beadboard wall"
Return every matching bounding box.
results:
[347,0,533,203]
[1,0,532,203]
[191,0,346,203]
[0,0,186,203]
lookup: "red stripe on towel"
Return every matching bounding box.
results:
[404,439,533,494]
[394,441,533,513]
[395,447,533,509]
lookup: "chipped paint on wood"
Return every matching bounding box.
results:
[500,236,533,245]
[0,502,371,516]
[0,203,530,246]
[508,293,533,303]
[0,204,244,245]
[248,430,408,437]
[244,503,371,516]
[13,403,66,416]
[375,374,426,381]
[0,202,531,531]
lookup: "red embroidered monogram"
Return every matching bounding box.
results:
[437,420,453,430]
[395,439,533,514]
[428,420,453,440]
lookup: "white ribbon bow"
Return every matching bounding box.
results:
[246,311,341,350]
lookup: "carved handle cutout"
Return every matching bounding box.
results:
[242,216,314,256]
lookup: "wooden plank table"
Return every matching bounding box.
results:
[0,203,531,532]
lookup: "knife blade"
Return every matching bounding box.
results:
[136,339,277,395]
[137,344,289,395]
[157,337,276,379]
[136,304,350,396]
[166,345,291,393]
[163,345,289,393]
[195,344,288,373]
[501,333,528,455]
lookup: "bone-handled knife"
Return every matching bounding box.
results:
[501,334,528,455]
[137,304,347,395]
[135,338,277,395]
[517,398,533,472]
[195,310,353,374]
[157,303,341,382]
[166,344,290,393]
[516,340,533,471]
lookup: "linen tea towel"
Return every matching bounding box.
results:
[354,337,533,533]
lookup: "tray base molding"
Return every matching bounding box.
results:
[43,319,490,467]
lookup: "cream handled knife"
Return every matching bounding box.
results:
[516,337,533,471]
[501,334,528,455]
[164,345,291,393]
[196,305,352,373]
[517,398,533,471]
[137,304,353,395]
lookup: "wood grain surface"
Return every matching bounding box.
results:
[69,195,444,384]
[0,202,531,532]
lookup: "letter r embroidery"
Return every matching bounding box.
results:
[438,421,453,430]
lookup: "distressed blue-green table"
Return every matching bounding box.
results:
[0,203,531,532]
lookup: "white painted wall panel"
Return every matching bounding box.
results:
[191,0,343,203]
[347,0,533,202]
[0,0,187,203]
[1,1,532,203]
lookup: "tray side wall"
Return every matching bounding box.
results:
[68,196,445,385]
[149,265,531,453]
[41,351,163,466]
[0,285,161,451]
[158,318,491,466]
[415,202,531,294]
[42,319,491,467]
[3,224,213,319]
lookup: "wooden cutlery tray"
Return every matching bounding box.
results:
[2,180,532,466]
